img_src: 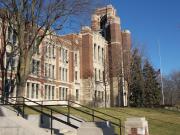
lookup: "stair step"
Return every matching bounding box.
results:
[60,128,77,135]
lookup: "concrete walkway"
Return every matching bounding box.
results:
[0,107,4,116]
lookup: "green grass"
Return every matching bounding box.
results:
[24,106,180,135]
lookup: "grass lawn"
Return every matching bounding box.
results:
[24,106,180,135]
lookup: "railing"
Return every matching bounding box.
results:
[0,96,80,134]
[0,95,122,135]
[30,99,122,135]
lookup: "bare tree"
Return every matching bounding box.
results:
[163,71,180,105]
[0,0,103,101]
[102,49,110,108]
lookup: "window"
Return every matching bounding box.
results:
[48,85,51,99]
[49,64,51,78]
[94,90,97,100]
[52,65,55,79]
[75,71,78,81]
[94,44,96,59]
[62,68,64,81]
[32,59,40,75]
[59,87,68,100]
[32,60,35,74]
[75,53,77,66]
[76,89,79,101]
[102,92,104,101]
[99,70,101,80]
[65,88,68,100]
[52,86,55,100]
[65,69,68,81]
[98,46,100,61]
[31,83,35,98]
[26,82,30,98]
[53,45,55,58]
[98,91,100,99]
[103,71,105,81]
[65,50,68,63]
[46,45,48,57]
[59,67,61,80]
[62,88,65,100]
[59,87,62,100]
[102,48,104,63]
[48,46,51,58]
[45,85,48,99]
[37,61,40,75]
[59,47,61,58]
[61,48,64,61]
[36,84,39,99]
[95,69,97,81]
[45,63,48,77]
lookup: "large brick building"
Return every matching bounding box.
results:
[0,5,131,107]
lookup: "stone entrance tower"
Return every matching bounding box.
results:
[91,5,131,106]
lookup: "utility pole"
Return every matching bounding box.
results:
[158,41,165,105]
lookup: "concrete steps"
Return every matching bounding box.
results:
[0,116,50,135]
[0,105,18,116]
[0,105,79,135]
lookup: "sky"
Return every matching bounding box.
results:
[110,0,180,75]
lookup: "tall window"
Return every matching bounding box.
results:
[49,46,51,58]
[32,59,40,75]
[102,92,104,101]
[52,86,55,100]
[31,83,35,98]
[59,67,61,80]
[99,70,101,81]
[45,63,48,77]
[62,88,65,100]
[65,88,68,100]
[62,68,64,81]
[59,87,62,100]
[37,60,39,75]
[32,59,35,74]
[48,85,51,99]
[98,91,100,99]
[65,50,68,63]
[76,89,79,101]
[45,85,48,99]
[59,47,61,58]
[65,69,68,81]
[61,48,64,61]
[46,45,48,57]
[98,46,100,61]
[95,69,97,81]
[52,45,55,58]
[26,82,30,98]
[36,84,39,99]
[102,48,104,63]
[75,71,78,81]
[52,65,55,79]
[59,87,68,100]
[49,64,51,78]
[75,53,77,66]
[94,44,96,59]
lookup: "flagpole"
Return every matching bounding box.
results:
[158,40,165,105]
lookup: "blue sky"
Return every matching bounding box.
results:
[110,0,180,75]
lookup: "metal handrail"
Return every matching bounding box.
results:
[30,99,122,135]
[0,96,122,135]
[0,96,79,135]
